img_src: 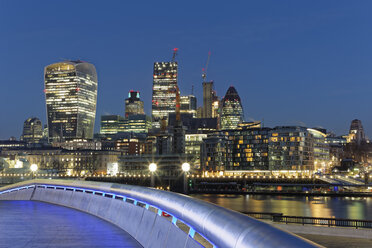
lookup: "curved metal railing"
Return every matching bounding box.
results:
[0,179,320,248]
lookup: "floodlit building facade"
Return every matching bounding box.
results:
[220,86,244,130]
[125,90,144,118]
[151,62,178,129]
[21,117,43,143]
[347,119,366,145]
[44,61,98,142]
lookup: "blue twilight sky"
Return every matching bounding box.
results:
[0,1,371,139]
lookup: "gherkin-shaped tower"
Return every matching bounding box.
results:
[221,86,244,129]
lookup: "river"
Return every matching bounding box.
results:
[191,194,372,220]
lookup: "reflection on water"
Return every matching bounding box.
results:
[191,194,372,220]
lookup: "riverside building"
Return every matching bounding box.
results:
[268,126,314,173]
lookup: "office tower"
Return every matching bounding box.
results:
[202,81,213,118]
[100,115,126,135]
[347,119,366,145]
[20,117,43,143]
[180,95,197,117]
[123,114,152,134]
[44,61,98,142]
[151,62,178,129]
[220,86,244,129]
[125,90,144,118]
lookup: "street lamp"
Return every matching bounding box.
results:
[149,163,157,187]
[30,164,38,179]
[182,163,191,194]
[182,162,190,172]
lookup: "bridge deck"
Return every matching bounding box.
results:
[0,201,142,248]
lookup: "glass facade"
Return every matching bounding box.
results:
[125,91,144,118]
[151,62,178,128]
[123,114,152,134]
[180,95,197,117]
[21,117,43,143]
[44,61,98,142]
[221,86,244,130]
[100,115,126,135]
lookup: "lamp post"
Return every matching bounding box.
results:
[182,162,190,194]
[149,163,157,187]
[30,164,38,179]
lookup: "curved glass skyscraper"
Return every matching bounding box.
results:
[221,86,244,129]
[44,61,98,142]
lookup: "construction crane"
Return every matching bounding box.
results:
[172,48,179,62]
[202,51,211,83]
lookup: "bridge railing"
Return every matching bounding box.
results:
[0,179,320,248]
[242,211,372,229]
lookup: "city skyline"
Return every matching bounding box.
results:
[1,1,372,139]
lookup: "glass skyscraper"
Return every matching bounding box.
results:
[220,86,244,129]
[44,61,98,142]
[151,62,178,129]
[21,117,43,143]
[100,115,125,135]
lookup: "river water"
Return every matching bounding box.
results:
[191,194,372,220]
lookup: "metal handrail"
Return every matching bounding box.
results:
[243,212,372,229]
[0,180,320,248]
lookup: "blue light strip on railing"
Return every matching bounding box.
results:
[0,183,217,248]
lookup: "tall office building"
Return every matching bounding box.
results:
[180,95,197,117]
[151,62,178,129]
[100,115,126,135]
[20,117,43,143]
[220,86,244,129]
[202,81,214,118]
[347,119,366,145]
[125,90,144,118]
[123,114,152,134]
[44,61,98,142]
